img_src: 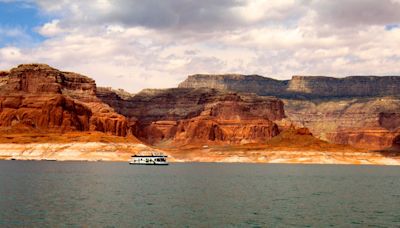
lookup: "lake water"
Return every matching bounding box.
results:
[0,161,400,227]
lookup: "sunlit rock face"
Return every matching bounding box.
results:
[97,88,285,145]
[179,74,400,150]
[0,64,287,146]
[0,64,132,136]
[2,64,399,151]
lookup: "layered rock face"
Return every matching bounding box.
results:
[0,94,92,133]
[0,64,132,136]
[179,74,400,150]
[97,88,285,145]
[180,74,400,98]
[287,76,400,97]
[179,74,288,96]
[0,64,286,146]
[4,63,398,151]
[284,97,400,150]
[5,63,399,163]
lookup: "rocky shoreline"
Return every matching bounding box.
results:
[0,143,399,165]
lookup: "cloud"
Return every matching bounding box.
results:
[312,0,400,27]
[37,19,64,37]
[33,0,247,32]
[1,0,400,93]
[0,46,24,60]
[31,0,310,33]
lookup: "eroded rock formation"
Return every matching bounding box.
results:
[0,64,287,147]
[98,88,285,145]
[3,63,398,151]
[0,94,91,132]
[0,64,132,136]
[179,74,400,150]
[2,63,399,163]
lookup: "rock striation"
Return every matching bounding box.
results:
[179,74,400,98]
[284,97,400,150]
[98,88,285,145]
[3,63,398,152]
[0,64,132,136]
[179,74,288,96]
[0,64,287,147]
[2,63,398,163]
[179,74,400,150]
[0,94,92,132]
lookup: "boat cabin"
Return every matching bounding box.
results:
[129,153,168,165]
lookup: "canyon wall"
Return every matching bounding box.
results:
[0,64,286,147]
[2,63,399,163]
[284,97,400,150]
[0,64,133,136]
[97,87,285,145]
[2,64,398,151]
[179,74,400,150]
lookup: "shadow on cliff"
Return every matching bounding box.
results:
[374,135,400,157]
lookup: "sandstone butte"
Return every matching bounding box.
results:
[0,64,399,165]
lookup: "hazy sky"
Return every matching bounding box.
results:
[1,0,400,92]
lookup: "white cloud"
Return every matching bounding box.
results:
[37,19,64,37]
[1,0,400,92]
[234,0,304,23]
[0,46,23,59]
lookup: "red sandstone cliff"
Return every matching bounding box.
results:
[3,64,397,164]
[0,64,133,137]
[97,88,285,146]
[2,63,396,153]
[0,64,287,148]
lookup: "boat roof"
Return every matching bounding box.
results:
[131,155,168,157]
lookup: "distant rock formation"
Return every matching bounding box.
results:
[179,74,400,98]
[284,97,400,150]
[179,74,400,150]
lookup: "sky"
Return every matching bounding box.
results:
[0,0,400,92]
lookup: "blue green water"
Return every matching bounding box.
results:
[1,161,400,227]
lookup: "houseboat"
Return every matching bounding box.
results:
[129,152,169,165]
